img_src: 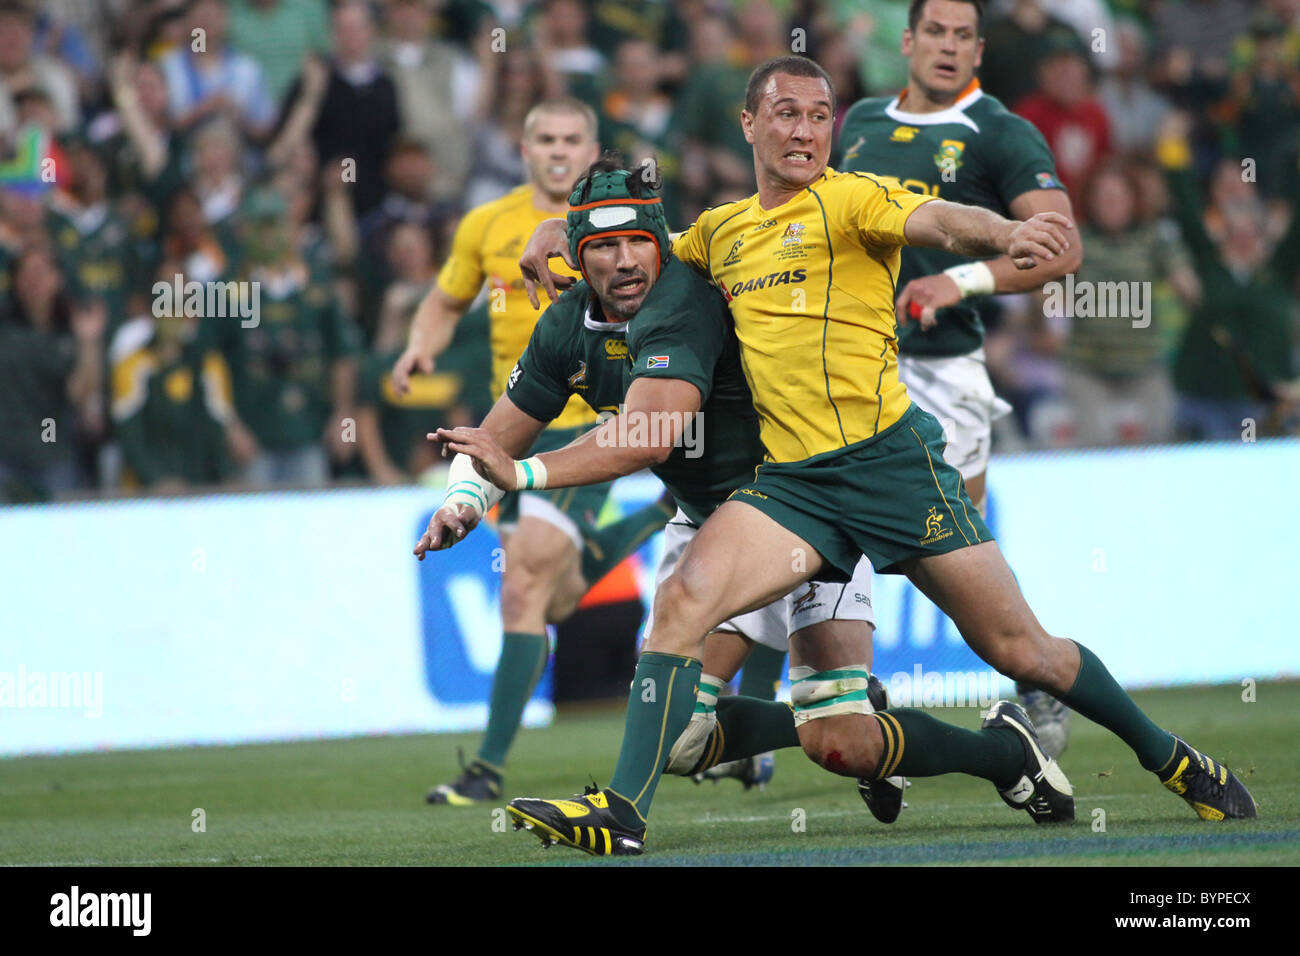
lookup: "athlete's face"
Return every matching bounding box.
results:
[582,234,660,321]
[742,73,834,194]
[522,111,599,204]
[902,0,983,101]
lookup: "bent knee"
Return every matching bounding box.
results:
[501,559,561,623]
[798,715,884,778]
[974,623,1058,684]
[649,571,710,632]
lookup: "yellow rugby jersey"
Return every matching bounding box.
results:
[437,184,596,430]
[672,168,936,463]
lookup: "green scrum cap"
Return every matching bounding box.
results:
[566,162,670,284]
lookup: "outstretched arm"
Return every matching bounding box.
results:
[896,189,1083,328]
[903,200,1072,269]
[413,394,548,558]
[437,377,702,491]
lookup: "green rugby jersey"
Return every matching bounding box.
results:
[836,81,1064,357]
[48,204,137,332]
[506,256,762,526]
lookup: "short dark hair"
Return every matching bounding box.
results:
[744,55,836,117]
[571,150,662,204]
[907,0,984,36]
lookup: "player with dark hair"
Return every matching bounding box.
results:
[835,0,1082,755]
[395,100,673,806]
[508,55,1255,855]
[421,156,909,840]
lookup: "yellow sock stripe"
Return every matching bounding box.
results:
[633,668,679,806]
[872,713,896,782]
[910,427,971,546]
[698,726,719,773]
[879,712,906,778]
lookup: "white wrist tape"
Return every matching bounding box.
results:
[443,453,504,519]
[513,456,548,491]
[943,261,996,298]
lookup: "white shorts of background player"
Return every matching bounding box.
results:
[898,347,1013,481]
[645,509,875,653]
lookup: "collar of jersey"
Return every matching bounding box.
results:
[886,79,982,131]
[583,303,629,332]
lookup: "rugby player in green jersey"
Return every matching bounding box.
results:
[835,0,1082,758]
[418,158,910,839]
[508,57,1255,855]
[395,101,672,806]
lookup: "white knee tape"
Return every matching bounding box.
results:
[665,711,718,775]
[789,664,872,726]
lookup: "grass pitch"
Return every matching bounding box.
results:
[2,682,1296,866]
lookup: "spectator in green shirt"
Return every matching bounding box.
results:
[1063,162,1200,446]
[215,184,361,487]
[110,298,238,493]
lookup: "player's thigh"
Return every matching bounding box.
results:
[702,630,755,683]
[901,541,1072,683]
[788,618,874,673]
[663,499,822,626]
[503,514,579,591]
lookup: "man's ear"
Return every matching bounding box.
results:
[741,109,755,145]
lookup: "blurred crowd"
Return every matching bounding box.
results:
[0,0,1297,503]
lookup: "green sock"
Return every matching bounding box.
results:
[1059,641,1176,772]
[737,644,786,701]
[580,497,674,584]
[607,651,701,827]
[713,695,800,762]
[869,709,1024,788]
[476,631,549,768]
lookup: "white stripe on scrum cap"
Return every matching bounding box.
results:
[589,206,636,228]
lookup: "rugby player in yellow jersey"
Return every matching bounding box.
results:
[508,57,1255,853]
[394,98,672,806]
[837,0,1083,758]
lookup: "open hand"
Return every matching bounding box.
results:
[519,218,577,308]
[414,502,480,559]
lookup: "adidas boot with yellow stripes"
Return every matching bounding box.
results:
[507,787,646,856]
[1159,736,1257,820]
